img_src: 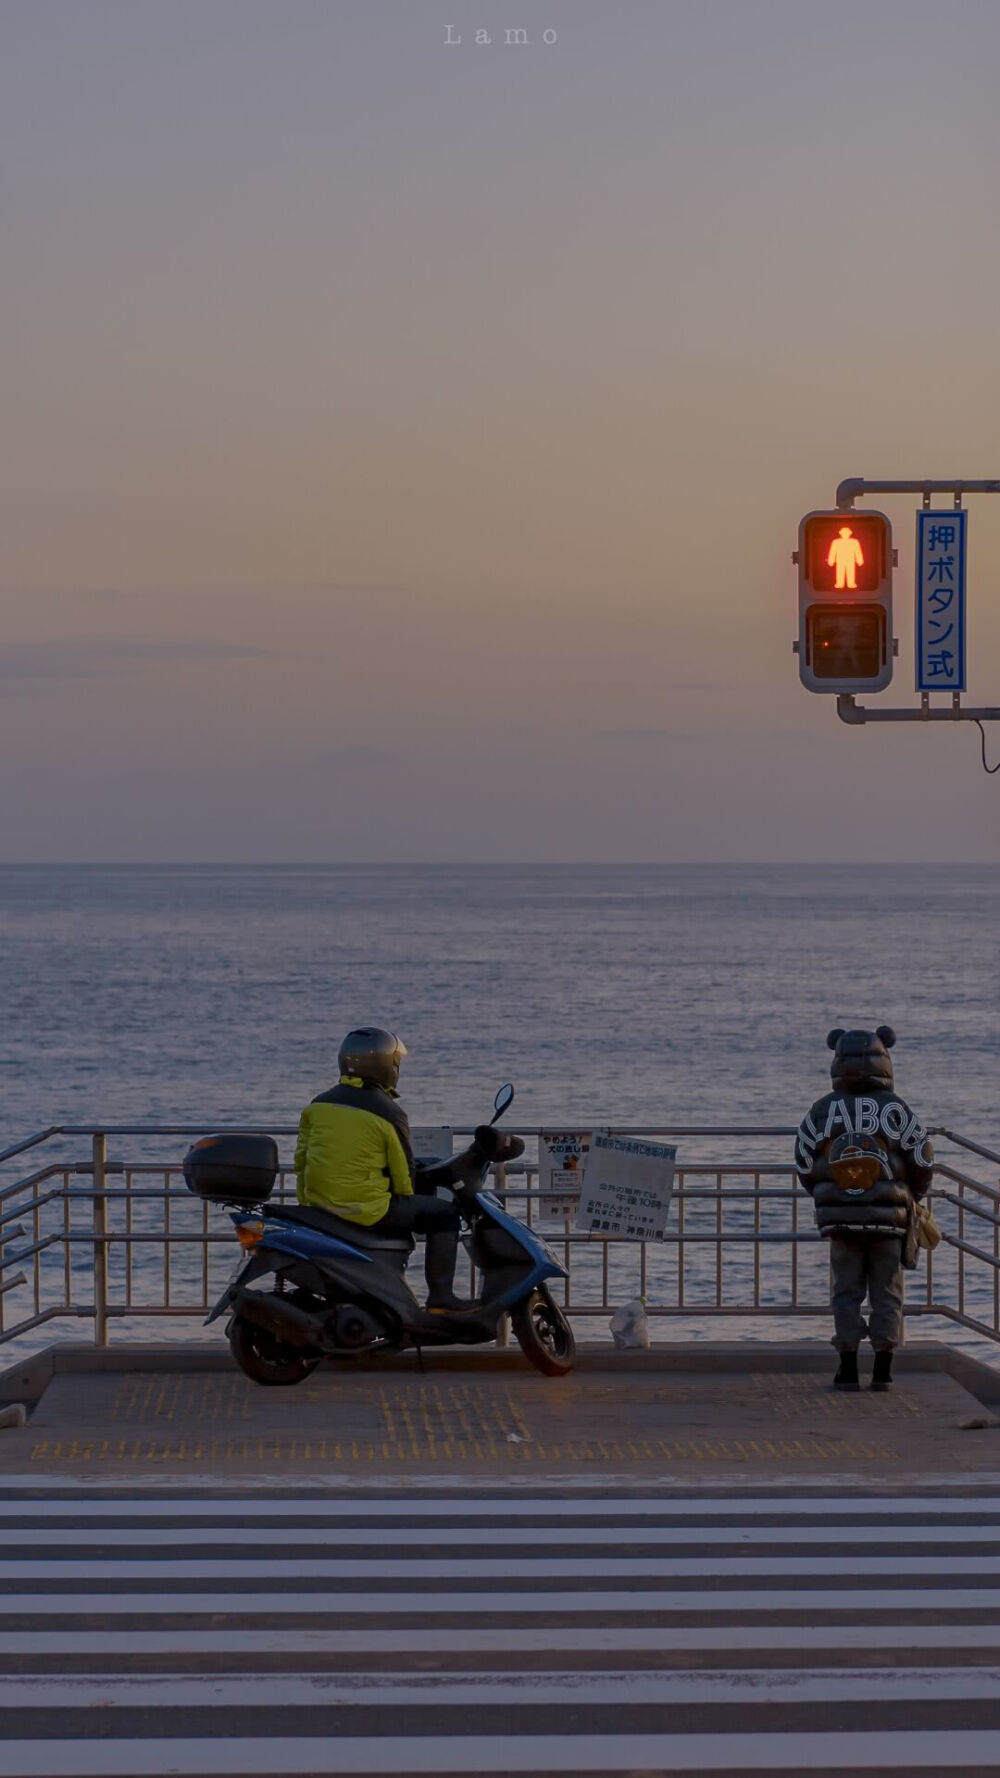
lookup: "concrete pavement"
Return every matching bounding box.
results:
[2,1341,1000,1489]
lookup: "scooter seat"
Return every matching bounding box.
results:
[275,1203,413,1252]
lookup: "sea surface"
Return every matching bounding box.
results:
[1,862,997,1142]
[1,864,998,1358]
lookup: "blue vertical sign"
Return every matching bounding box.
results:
[915,509,966,692]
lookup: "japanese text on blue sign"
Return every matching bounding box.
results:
[916,510,966,692]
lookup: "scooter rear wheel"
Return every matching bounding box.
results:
[229,1313,320,1386]
[512,1288,575,1376]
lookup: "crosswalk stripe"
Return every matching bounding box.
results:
[3,1620,1000,1655]
[4,1729,1000,1774]
[5,1492,1000,1775]
[3,1492,1000,1516]
[7,1551,1000,1580]
[8,1584,1000,1613]
[15,1519,1000,1546]
[4,1667,1000,1705]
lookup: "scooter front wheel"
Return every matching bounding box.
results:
[511,1288,575,1376]
[228,1313,320,1386]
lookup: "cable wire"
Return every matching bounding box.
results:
[974,720,1000,774]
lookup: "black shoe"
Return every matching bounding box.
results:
[426,1294,481,1314]
[833,1351,860,1391]
[870,1350,893,1392]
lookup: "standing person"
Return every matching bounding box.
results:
[294,1026,476,1312]
[795,1026,934,1392]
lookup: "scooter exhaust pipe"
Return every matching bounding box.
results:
[235,1289,324,1349]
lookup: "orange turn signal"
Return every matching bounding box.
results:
[236,1221,266,1251]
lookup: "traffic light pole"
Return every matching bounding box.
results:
[836,477,1000,511]
[836,694,1000,724]
[831,476,1000,728]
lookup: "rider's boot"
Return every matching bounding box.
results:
[870,1349,893,1391]
[425,1228,479,1313]
[832,1349,860,1391]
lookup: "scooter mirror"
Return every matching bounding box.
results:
[492,1083,515,1121]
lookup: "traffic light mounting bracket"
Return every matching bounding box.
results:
[835,476,1000,511]
[826,476,1000,729]
[836,693,1000,725]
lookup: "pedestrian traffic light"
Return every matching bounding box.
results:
[794,509,894,693]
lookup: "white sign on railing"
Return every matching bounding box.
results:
[575,1134,677,1240]
[538,1130,594,1218]
[413,1127,452,1164]
[413,1127,453,1199]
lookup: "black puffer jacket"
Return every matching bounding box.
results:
[795,1027,934,1236]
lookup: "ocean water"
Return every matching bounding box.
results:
[1,864,997,1359]
[0,863,997,1143]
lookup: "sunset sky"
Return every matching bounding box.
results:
[2,0,999,861]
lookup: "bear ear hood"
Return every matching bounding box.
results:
[829,1026,896,1092]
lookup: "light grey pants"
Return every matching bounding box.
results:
[828,1234,904,1352]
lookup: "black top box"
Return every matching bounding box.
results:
[182,1133,279,1206]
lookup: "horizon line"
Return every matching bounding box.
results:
[0,859,995,870]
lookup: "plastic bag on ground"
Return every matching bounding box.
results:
[609,1297,650,1349]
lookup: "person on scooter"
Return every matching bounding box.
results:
[293,1027,476,1312]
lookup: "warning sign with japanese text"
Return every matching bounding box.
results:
[575,1134,677,1241]
[538,1130,594,1218]
[916,509,966,692]
[413,1128,452,1164]
[413,1129,453,1198]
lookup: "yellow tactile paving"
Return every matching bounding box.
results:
[574,1376,925,1421]
[13,1362,987,1478]
[104,1373,925,1429]
[29,1432,900,1465]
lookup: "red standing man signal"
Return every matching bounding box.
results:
[795,509,894,693]
[827,525,864,591]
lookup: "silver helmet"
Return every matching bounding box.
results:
[338,1027,407,1090]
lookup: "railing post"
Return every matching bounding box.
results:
[92,1132,109,1348]
[995,1190,999,1336]
[958,1177,966,1322]
[493,1161,509,1347]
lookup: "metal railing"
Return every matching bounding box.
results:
[1,1123,999,1351]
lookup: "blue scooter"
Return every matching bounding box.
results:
[185,1086,575,1384]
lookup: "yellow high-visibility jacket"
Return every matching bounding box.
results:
[294,1076,415,1226]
